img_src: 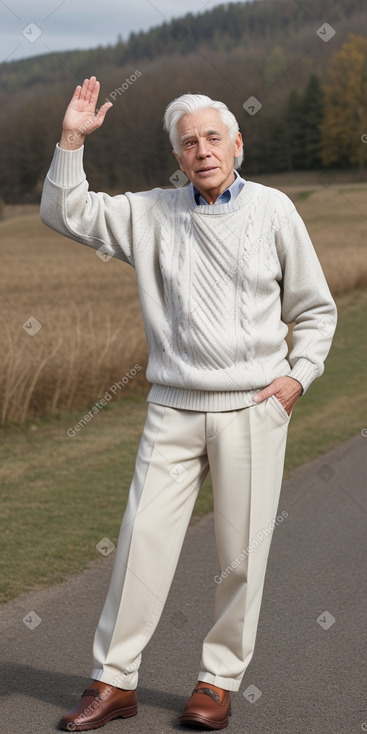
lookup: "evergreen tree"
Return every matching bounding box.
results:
[267,119,291,173]
[283,90,304,171]
[302,74,324,169]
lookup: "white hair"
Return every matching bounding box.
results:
[163,93,244,170]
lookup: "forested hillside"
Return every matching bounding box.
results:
[0,0,366,202]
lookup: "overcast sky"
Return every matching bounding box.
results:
[0,0,249,64]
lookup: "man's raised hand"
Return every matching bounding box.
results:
[60,76,113,150]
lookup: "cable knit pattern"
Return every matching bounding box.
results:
[40,144,337,412]
[190,216,238,372]
[239,192,258,370]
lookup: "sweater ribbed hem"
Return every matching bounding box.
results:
[47,144,86,188]
[146,384,258,412]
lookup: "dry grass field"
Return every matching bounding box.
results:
[1,180,366,424]
[0,213,149,423]
[286,184,367,295]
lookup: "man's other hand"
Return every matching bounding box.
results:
[253,376,303,415]
[60,76,113,150]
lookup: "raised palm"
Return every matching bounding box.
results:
[62,76,112,136]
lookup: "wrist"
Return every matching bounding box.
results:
[59,130,86,151]
[289,377,303,395]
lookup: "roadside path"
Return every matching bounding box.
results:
[0,432,366,734]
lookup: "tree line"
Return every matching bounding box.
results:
[0,0,363,92]
[0,0,366,203]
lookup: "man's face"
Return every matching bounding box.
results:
[174,108,243,203]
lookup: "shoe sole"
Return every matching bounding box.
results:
[59,705,138,731]
[178,713,230,730]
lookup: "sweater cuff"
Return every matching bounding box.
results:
[287,357,319,395]
[47,143,86,188]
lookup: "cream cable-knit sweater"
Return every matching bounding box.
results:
[40,145,337,412]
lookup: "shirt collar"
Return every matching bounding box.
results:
[192,170,245,206]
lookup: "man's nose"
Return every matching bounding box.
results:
[197,139,211,157]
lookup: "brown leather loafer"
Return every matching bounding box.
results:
[179,682,231,730]
[59,680,138,731]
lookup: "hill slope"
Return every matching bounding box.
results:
[0,0,366,201]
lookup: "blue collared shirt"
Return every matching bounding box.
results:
[192,170,245,206]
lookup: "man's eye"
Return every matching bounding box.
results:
[210,137,220,142]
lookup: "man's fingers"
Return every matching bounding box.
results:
[253,385,273,403]
[89,77,100,104]
[253,377,302,413]
[252,391,272,403]
[79,77,98,103]
[79,78,90,100]
[72,84,82,101]
[96,101,113,118]
[71,77,101,109]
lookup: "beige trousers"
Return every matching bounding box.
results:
[91,396,290,692]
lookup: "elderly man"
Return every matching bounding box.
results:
[40,77,337,731]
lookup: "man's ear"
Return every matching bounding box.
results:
[234,132,243,158]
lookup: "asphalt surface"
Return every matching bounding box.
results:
[0,431,366,734]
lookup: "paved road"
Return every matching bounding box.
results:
[0,432,366,734]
